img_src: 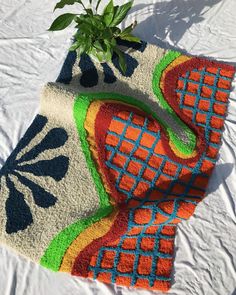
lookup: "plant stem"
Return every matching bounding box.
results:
[96,0,102,12]
[80,0,86,11]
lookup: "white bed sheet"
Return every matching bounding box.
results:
[1,0,236,294]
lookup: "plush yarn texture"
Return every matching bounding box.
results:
[0,40,235,292]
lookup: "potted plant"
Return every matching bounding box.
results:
[49,0,140,73]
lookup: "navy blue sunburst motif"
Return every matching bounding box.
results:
[56,39,147,88]
[78,40,147,87]
[0,115,69,234]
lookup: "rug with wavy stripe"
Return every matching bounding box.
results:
[0,40,235,292]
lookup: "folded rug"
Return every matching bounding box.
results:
[0,40,235,292]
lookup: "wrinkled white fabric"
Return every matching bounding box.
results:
[0,0,236,294]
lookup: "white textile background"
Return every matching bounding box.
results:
[0,1,236,294]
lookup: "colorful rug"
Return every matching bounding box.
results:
[0,40,235,292]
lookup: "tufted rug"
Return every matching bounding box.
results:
[0,40,235,292]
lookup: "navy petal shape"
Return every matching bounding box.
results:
[5,176,33,234]
[79,54,98,88]
[56,51,77,84]
[112,52,139,77]
[0,115,47,176]
[76,40,146,87]
[17,115,48,152]
[13,171,57,208]
[116,38,147,52]
[17,128,68,164]
[101,63,117,84]
[16,156,69,181]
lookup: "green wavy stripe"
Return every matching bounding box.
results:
[40,207,112,271]
[40,49,198,270]
[152,50,196,155]
[40,95,112,271]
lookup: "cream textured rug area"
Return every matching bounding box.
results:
[0,40,235,292]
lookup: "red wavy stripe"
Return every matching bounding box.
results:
[162,57,235,164]
[71,207,129,277]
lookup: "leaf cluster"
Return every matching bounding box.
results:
[48,0,140,73]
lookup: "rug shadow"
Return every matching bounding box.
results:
[207,163,234,194]
[130,0,222,49]
[170,162,233,287]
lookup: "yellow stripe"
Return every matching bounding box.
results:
[84,100,113,197]
[169,140,197,159]
[60,209,118,273]
[160,55,191,90]
[84,99,140,200]
[60,100,121,273]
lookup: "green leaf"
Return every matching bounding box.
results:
[90,48,105,62]
[90,15,106,30]
[103,42,113,61]
[104,48,113,61]
[120,24,133,36]
[82,41,92,54]
[114,48,127,74]
[69,41,80,51]
[100,27,113,39]
[77,22,94,34]
[102,0,114,26]
[93,40,104,51]
[48,13,77,31]
[119,34,141,43]
[73,29,80,39]
[85,8,93,15]
[54,0,81,11]
[110,0,133,27]
[76,14,90,23]
[75,14,104,35]
[71,35,92,55]
[104,37,116,48]
[111,26,121,36]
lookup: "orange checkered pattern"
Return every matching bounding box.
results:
[176,67,230,141]
[88,221,176,291]
[86,64,234,291]
[105,109,204,214]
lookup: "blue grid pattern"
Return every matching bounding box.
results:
[89,113,210,285]
[105,114,206,207]
[89,66,233,287]
[176,67,230,142]
[89,218,175,286]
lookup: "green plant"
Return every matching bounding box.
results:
[48,0,140,73]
